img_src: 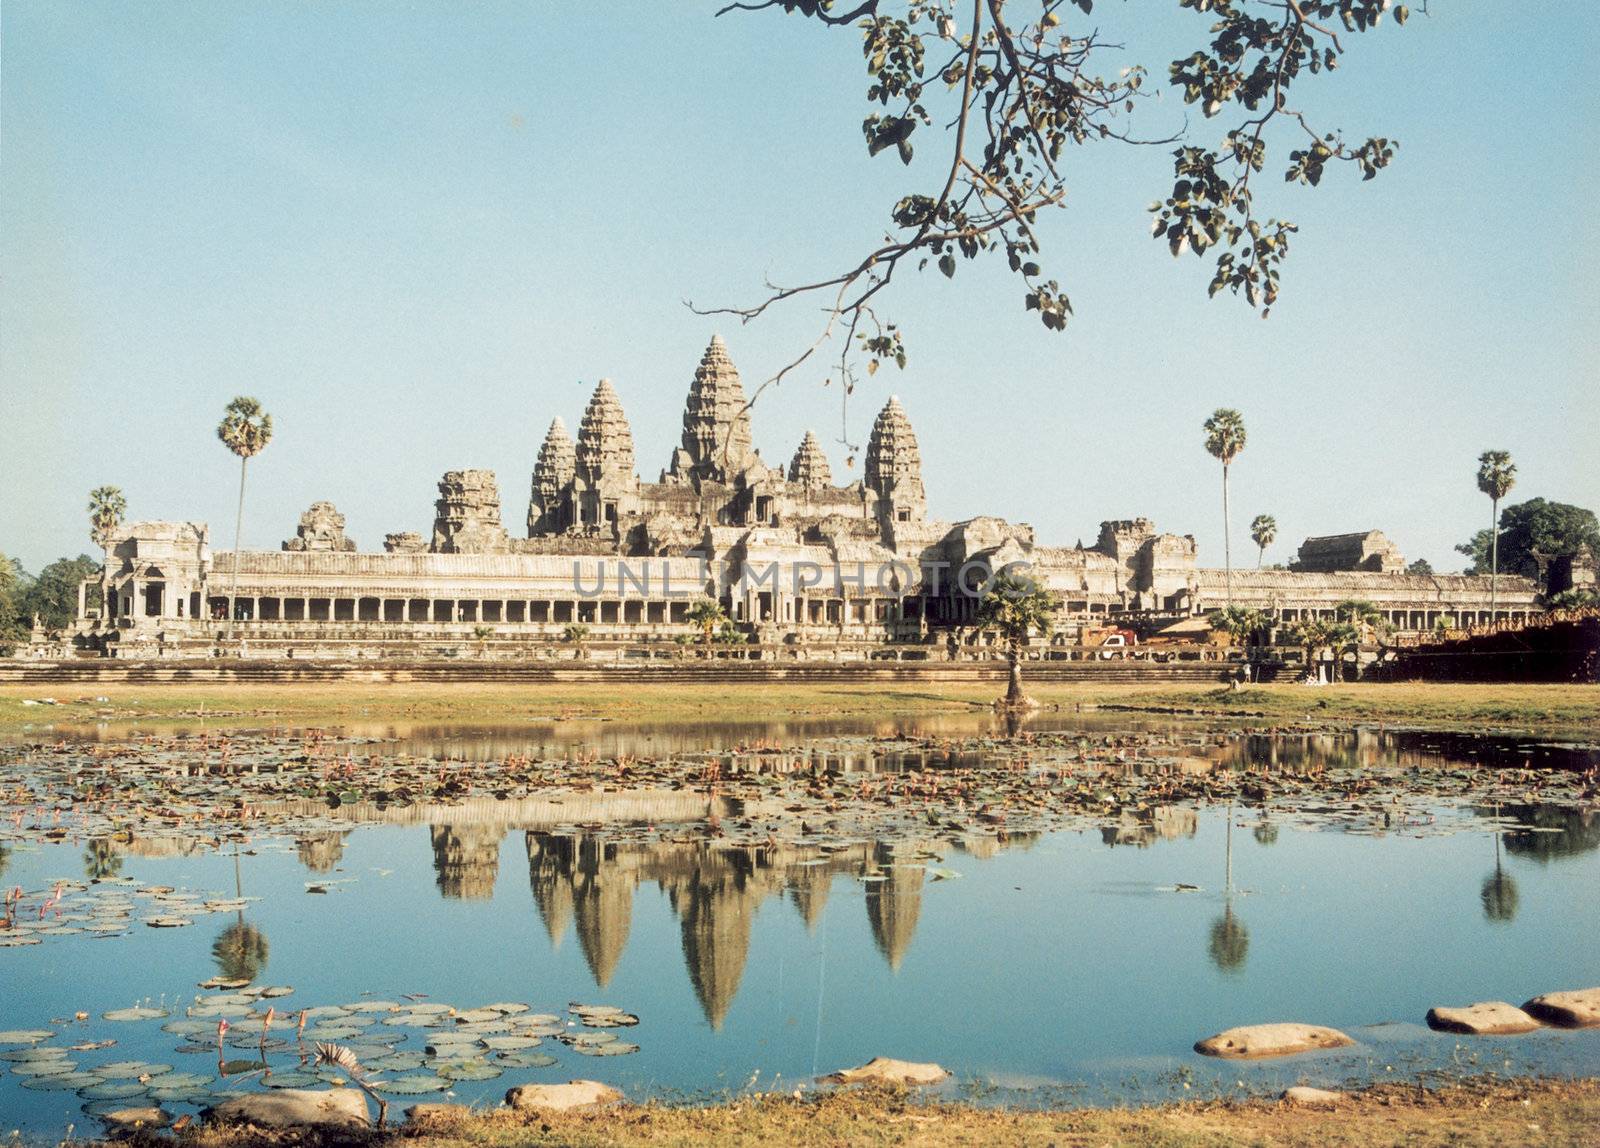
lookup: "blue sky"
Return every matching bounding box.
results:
[3,2,1596,574]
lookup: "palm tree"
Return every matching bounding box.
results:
[1203,410,1247,606]
[216,397,274,641]
[87,486,126,621]
[1208,605,1267,648]
[686,597,728,654]
[1475,450,1516,618]
[1249,514,1276,568]
[561,622,590,659]
[975,570,1061,708]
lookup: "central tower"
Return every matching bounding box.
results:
[669,335,755,487]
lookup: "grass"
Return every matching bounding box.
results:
[182,1077,1600,1148]
[1,681,1597,737]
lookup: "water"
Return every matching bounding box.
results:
[0,718,1597,1134]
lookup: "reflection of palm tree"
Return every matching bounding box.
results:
[83,839,123,880]
[1481,869,1518,922]
[1209,803,1248,972]
[0,843,9,882]
[213,920,270,982]
[1252,821,1279,847]
[1208,905,1250,973]
[1481,810,1518,923]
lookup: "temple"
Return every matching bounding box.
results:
[69,335,1544,659]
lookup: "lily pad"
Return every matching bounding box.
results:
[1,1048,72,1062]
[342,1000,402,1014]
[480,1035,542,1051]
[78,1081,149,1100]
[263,1071,323,1088]
[437,1061,501,1081]
[20,1072,101,1090]
[576,1041,639,1056]
[0,1030,57,1045]
[103,1007,168,1022]
[370,1051,426,1072]
[377,1074,450,1095]
[10,1060,79,1076]
[144,916,193,928]
[495,1051,558,1069]
[94,1061,172,1079]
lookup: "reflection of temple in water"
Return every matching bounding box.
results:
[296,831,349,873]
[519,829,1035,1029]
[431,824,503,899]
[1101,806,1199,848]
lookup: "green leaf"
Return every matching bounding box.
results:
[938,254,955,278]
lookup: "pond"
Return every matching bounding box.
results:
[0,715,1597,1134]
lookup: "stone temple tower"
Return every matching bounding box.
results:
[787,431,832,492]
[865,395,926,524]
[528,417,576,536]
[669,335,755,487]
[573,379,638,529]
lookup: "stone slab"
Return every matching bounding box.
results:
[1426,1001,1541,1035]
[1522,988,1600,1029]
[1194,1023,1354,1060]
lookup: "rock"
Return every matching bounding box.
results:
[1281,1086,1343,1108]
[405,1103,472,1125]
[504,1080,623,1111]
[1522,988,1600,1029]
[205,1088,369,1129]
[99,1106,172,1131]
[826,1057,951,1085]
[1194,1023,1354,1060]
[1426,1001,1541,1035]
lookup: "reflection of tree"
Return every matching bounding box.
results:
[1208,905,1249,973]
[1492,805,1600,863]
[212,920,270,982]
[1480,802,1519,924]
[0,843,9,881]
[1480,868,1519,923]
[1252,821,1279,847]
[83,838,123,880]
[1209,804,1248,973]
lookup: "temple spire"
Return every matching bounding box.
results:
[576,380,635,484]
[672,335,754,485]
[529,417,576,535]
[787,430,832,490]
[865,395,926,524]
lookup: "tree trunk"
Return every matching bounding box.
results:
[1222,462,1233,608]
[1489,495,1499,619]
[226,456,247,643]
[1005,638,1024,705]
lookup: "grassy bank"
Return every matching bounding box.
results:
[1,680,1597,737]
[185,1078,1600,1148]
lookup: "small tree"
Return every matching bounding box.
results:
[1204,410,1247,606]
[87,485,126,618]
[1406,558,1433,576]
[1476,449,1516,616]
[217,397,274,640]
[975,570,1060,708]
[686,597,728,654]
[1249,514,1276,568]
